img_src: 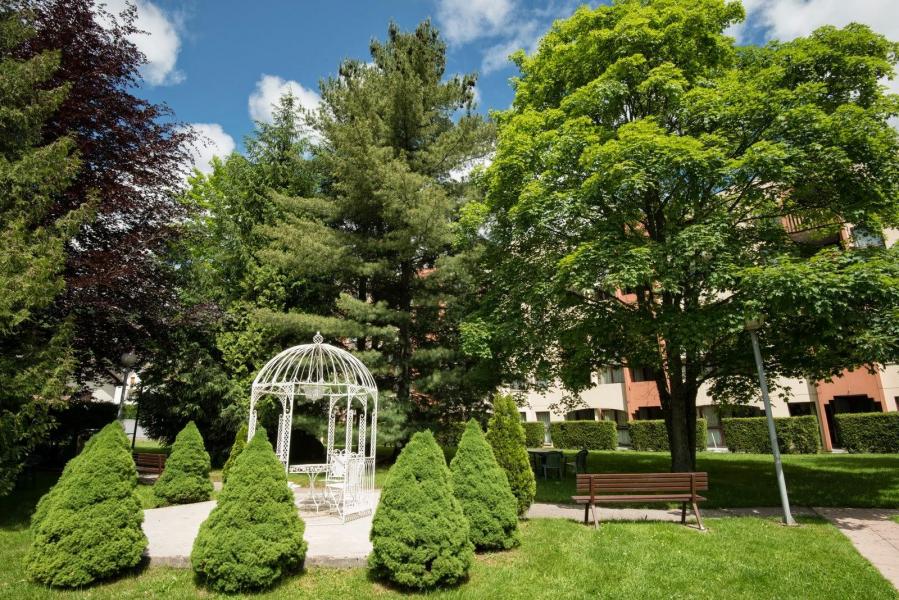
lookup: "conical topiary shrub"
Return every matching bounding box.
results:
[486,394,536,516]
[221,424,248,485]
[154,421,213,504]
[27,421,146,587]
[191,429,307,593]
[369,430,474,589]
[450,419,520,550]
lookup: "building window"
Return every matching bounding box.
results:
[787,402,812,417]
[566,408,596,421]
[596,367,625,385]
[519,411,527,421]
[630,366,656,382]
[636,406,664,420]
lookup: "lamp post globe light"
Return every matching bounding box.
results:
[117,351,138,421]
[744,316,796,526]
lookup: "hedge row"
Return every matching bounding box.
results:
[522,422,545,447]
[629,419,707,452]
[835,412,899,453]
[722,415,820,454]
[549,420,617,450]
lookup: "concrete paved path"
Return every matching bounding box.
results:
[815,508,899,590]
[527,502,819,524]
[143,486,378,567]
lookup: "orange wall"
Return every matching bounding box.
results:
[814,367,886,407]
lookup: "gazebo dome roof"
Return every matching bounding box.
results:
[252,332,377,397]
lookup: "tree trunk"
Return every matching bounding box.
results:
[665,387,698,472]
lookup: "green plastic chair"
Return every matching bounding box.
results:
[565,447,588,476]
[543,451,563,480]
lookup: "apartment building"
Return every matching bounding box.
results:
[517,224,899,452]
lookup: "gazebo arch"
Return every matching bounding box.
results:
[248,332,378,520]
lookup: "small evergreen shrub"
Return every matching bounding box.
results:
[369,430,473,589]
[486,394,536,516]
[221,424,248,485]
[450,420,520,550]
[550,420,617,450]
[27,422,146,587]
[191,430,307,593]
[629,419,708,452]
[722,415,820,454]
[835,412,899,453]
[522,422,545,447]
[154,421,213,504]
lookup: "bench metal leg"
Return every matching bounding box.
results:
[692,501,704,530]
[584,503,590,525]
[592,504,599,529]
[681,502,687,524]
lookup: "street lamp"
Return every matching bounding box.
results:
[745,316,796,526]
[117,351,138,421]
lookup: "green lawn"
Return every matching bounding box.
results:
[533,451,899,508]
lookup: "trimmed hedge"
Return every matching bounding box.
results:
[191,430,307,593]
[835,412,899,453]
[154,421,213,504]
[27,422,146,587]
[450,420,520,550]
[629,419,708,452]
[370,430,473,589]
[221,424,247,485]
[486,394,536,516]
[722,415,820,454]
[522,422,545,447]
[549,420,617,450]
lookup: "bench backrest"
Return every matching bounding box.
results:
[133,453,167,468]
[576,472,708,497]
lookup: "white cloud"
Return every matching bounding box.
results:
[101,0,184,86]
[248,74,321,123]
[183,123,235,175]
[481,20,541,74]
[436,0,514,45]
[735,0,899,43]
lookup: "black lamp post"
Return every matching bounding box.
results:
[116,351,138,421]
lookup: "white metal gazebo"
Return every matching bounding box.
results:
[248,332,378,520]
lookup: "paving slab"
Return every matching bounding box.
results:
[142,486,379,568]
[527,502,818,524]
[815,507,899,590]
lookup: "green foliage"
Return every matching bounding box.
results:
[522,422,546,447]
[221,424,247,485]
[481,0,899,472]
[549,420,617,450]
[722,416,820,454]
[449,420,519,550]
[27,422,145,587]
[629,419,708,452]
[369,430,473,589]
[485,394,536,516]
[835,412,899,453]
[191,430,306,593]
[0,5,83,496]
[154,421,212,504]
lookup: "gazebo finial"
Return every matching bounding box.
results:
[313,331,323,344]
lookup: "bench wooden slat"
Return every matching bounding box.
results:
[572,494,707,503]
[133,453,166,475]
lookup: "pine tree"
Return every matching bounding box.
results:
[369,430,473,589]
[27,421,146,587]
[486,394,536,516]
[221,424,248,484]
[450,419,519,550]
[0,4,83,496]
[191,430,306,593]
[154,421,213,504]
[257,21,497,432]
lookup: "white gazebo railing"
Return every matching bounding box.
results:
[248,333,378,521]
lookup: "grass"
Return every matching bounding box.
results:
[892,515,899,525]
[533,451,899,508]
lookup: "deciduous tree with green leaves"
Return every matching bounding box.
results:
[480,0,899,471]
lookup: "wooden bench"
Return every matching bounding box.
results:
[133,453,167,476]
[573,472,708,530]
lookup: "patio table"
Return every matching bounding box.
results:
[288,463,330,511]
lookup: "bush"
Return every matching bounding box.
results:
[550,420,617,450]
[32,398,119,468]
[288,427,326,464]
[835,412,899,453]
[370,430,473,589]
[522,422,545,447]
[629,419,708,452]
[485,394,536,516]
[191,430,307,593]
[221,424,247,485]
[27,422,146,587]
[450,420,519,550]
[154,421,213,504]
[722,415,820,454]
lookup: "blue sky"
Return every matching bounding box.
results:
[111,0,899,173]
